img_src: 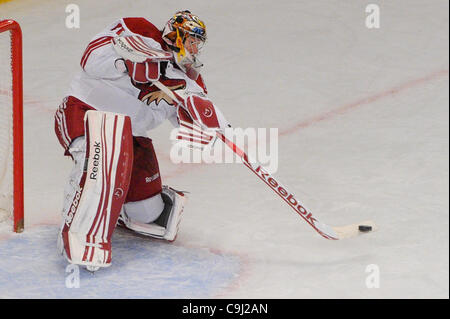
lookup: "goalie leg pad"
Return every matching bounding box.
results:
[54,96,96,156]
[59,110,133,269]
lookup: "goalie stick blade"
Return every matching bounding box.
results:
[332,220,377,239]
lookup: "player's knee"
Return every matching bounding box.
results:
[118,186,187,241]
[124,194,165,224]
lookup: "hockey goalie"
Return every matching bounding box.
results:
[54,10,229,271]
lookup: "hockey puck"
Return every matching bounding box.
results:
[358,225,372,232]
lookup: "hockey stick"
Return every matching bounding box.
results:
[216,132,376,239]
[154,80,376,240]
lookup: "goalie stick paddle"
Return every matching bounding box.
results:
[153,80,376,240]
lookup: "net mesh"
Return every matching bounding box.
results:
[0,27,14,223]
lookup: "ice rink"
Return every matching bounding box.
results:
[0,0,448,298]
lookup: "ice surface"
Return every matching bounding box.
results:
[0,226,240,298]
[0,0,448,298]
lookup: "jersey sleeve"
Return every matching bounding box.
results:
[81,38,123,79]
[195,74,208,94]
[80,18,168,80]
[122,18,167,49]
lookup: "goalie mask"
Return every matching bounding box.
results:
[162,10,207,79]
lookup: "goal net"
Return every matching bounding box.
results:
[0,20,24,232]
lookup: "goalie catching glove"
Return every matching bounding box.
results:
[112,35,173,83]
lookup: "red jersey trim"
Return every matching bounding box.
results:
[122,17,166,49]
[80,36,113,69]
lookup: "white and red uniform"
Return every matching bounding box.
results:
[54,16,215,270]
[55,17,207,202]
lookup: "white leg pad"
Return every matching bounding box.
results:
[59,110,133,270]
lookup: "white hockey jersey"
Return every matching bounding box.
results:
[68,17,208,137]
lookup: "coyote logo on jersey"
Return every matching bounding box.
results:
[134,78,186,106]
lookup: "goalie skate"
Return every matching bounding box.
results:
[118,186,187,241]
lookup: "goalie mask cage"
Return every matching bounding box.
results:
[0,19,24,233]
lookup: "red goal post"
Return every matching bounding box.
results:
[0,19,24,233]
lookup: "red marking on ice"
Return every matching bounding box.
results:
[279,68,449,137]
[212,249,253,298]
[171,240,253,298]
[163,67,449,178]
